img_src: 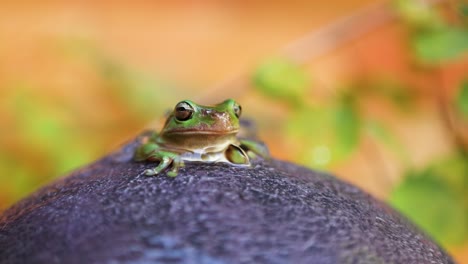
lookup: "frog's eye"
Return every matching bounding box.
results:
[233,103,242,118]
[174,101,194,121]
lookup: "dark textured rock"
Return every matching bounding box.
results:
[0,135,454,264]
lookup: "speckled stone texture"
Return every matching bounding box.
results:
[0,135,454,264]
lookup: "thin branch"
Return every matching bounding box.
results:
[434,68,468,156]
[203,0,446,98]
[363,136,395,195]
[283,1,395,64]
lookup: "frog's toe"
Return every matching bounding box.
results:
[167,170,178,177]
[167,159,183,177]
[144,166,167,177]
[144,169,157,176]
[167,164,179,177]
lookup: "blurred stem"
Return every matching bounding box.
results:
[364,137,395,194]
[283,1,395,64]
[204,0,447,97]
[433,68,468,156]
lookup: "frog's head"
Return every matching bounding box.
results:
[160,99,242,135]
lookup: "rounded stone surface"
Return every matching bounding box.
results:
[0,136,454,264]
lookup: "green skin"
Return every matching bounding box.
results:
[134,99,269,177]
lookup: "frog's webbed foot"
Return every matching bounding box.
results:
[239,139,270,160]
[143,151,182,177]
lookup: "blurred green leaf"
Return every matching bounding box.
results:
[334,95,360,157]
[253,57,310,105]
[9,87,94,178]
[390,165,468,245]
[394,0,443,30]
[372,80,414,110]
[460,1,468,21]
[456,79,468,118]
[0,154,41,199]
[286,99,361,168]
[429,154,468,195]
[286,106,335,168]
[286,106,332,145]
[348,78,415,113]
[413,28,468,62]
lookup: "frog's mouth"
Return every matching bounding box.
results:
[167,129,239,135]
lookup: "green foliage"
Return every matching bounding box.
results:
[251,1,468,247]
[388,1,468,245]
[394,0,468,63]
[257,73,414,168]
[370,80,414,110]
[0,154,40,200]
[413,28,468,63]
[282,95,362,168]
[334,94,361,156]
[0,86,95,206]
[390,155,468,245]
[0,43,183,209]
[456,79,468,118]
[459,1,468,21]
[350,78,415,111]
[8,87,95,176]
[286,106,331,167]
[253,57,310,105]
[394,0,443,30]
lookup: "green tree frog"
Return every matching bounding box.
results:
[134,99,269,177]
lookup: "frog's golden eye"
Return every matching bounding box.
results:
[174,101,194,121]
[233,103,242,118]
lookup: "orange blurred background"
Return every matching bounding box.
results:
[1,0,467,262]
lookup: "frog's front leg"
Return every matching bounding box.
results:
[239,139,270,160]
[135,142,183,177]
